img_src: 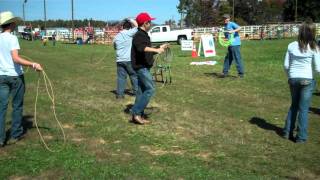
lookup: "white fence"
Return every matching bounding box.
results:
[193,23,320,40]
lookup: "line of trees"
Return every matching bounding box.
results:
[177,0,320,27]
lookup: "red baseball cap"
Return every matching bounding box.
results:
[136,12,156,26]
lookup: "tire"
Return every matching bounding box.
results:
[177,36,187,45]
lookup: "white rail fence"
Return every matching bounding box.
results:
[193,23,320,40]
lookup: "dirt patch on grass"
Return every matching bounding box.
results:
[62,123,75,129]
[8,176,30,180]
[196,152,212,161]
[140,145,185,156]
[286,169,320,180]
[9,168,65,180]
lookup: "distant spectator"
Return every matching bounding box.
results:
[260,26,265,40]
[52,32,56,46]
[40,30,47,46]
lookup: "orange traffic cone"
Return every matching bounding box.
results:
[191,43,198,58]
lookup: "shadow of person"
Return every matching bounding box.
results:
[204,72,238,79]
[309,107,320,115]
[110,89,135,97]
[123,104,159,119]
[123,104,133,114]
[22,115,34,134]
[249,117,283,137]
[313,92,320,96]
[4,115,52,143]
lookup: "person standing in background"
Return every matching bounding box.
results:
[221,14,244,78]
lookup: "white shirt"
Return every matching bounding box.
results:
[113,27,138,62]
[284,41,320,79]
[0,32,23,76]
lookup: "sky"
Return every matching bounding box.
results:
[0,0,181,24]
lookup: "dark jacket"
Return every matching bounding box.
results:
[131,28,155,70]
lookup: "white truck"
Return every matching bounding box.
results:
[148,25,193,44]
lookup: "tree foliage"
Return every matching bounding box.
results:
[177,0,320,27]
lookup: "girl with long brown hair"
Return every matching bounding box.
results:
[283,21,320,143]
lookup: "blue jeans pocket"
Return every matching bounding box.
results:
[0,76,6,84]
[300,80,312,86]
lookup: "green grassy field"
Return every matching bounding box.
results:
[0,38,319,179]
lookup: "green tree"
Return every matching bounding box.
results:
[283,0,320,22]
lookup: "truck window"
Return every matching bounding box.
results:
[151,27,160,33]
[162,27,167,32]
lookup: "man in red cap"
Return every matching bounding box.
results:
[130,12,168,124]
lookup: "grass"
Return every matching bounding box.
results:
[0,38,319,179]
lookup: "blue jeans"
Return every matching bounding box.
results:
[0,75,25,143]
[116,61,138,97]
[283,78,315,141]
[131,68,155,116]
[223,45,244,76]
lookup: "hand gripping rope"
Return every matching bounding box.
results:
[218,31,235,47]
[22,55,66,152]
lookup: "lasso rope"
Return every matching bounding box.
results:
[153,47,173,86]
[22,55,66,152]
[218,31,235,47]
[89,50,108,65]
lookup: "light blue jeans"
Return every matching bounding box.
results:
[0,75,25,143]
[283,78,315,141]
[131,68,155,116]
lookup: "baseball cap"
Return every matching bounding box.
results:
[223,14,231,19]
[136,12,155,26]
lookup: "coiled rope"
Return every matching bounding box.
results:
[153,47,173,86]
[22,55,66,152]
[218,31,235,47]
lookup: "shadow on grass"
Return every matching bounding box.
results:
[313,92,320,96]
[123,104,160,118]
[22,115,34,134]
[123,104,133,114]
[309,107,320,115]
[249,117,283,137]
[204,72,238,79]
[110,89,135,97]
[5,115,50,142]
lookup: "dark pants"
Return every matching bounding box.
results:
[131,68,155,116]
[223,45,244,77]
[283,78,315,142]
[116,61,138,98]
[0,75,25,143]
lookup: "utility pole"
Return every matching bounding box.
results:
[71,0,74,41]
[44,0,47,33]
[180,12,182,28]
[180,11,185,28]
[22,0,26,25]
[232,0,235,20]
[294,0,298,22]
